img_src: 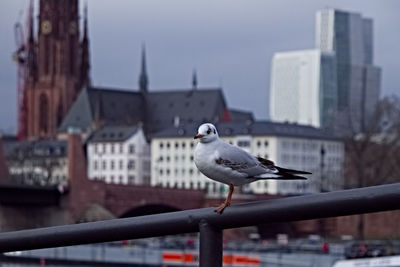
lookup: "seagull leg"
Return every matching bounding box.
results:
[215,184,234,214]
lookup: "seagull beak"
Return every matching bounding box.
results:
[194,134,203,139]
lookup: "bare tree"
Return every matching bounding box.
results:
[344,95,400,239]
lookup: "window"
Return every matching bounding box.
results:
[257,141,261,147]
[94,144,98,154]
[159,156,163,162]
[175,142,179,148]
[182,142,186,148]
[159,169,163,175]
[129,144,135,154]
[166,142,170,149]
[129,175,135,184]
[160,142,164,149]
[119,144,123,153]
[94,160,98,170]
[110,160,115,170]
[119,175,123,184]
[119,160,123,169]
[102,160,106,170]
[111,144,115,154]
[166,156,170,162]
[166,169,170,175]
[128,160,135,170]
[190,155,194,161]
[39,94,49,134]
[264,140,269,147]
[189,169,194,175]
[190,142,194,148]
[103,143,106,153]
[238,140,250,147]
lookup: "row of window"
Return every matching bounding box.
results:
[92,175,135,184]
[158,155,194,162]
[281,154,319,165]
[158,140,268,150]
[281,141,342,153]
[281,154,342,166]
[93,159,136,170]
[158,167,200,176]
[93,143,135,155]
[256,140,269,147]
[159,181,225,192]
[159,141,195,149]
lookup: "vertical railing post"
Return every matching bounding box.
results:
[199,220,223,267]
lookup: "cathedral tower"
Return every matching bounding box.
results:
[25,0,90,139]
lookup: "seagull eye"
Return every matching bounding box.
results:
[207,129,211,134]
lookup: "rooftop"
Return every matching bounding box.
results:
[88,125,140,143]
[152,121,341,141]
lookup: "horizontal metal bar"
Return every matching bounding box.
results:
[1,183,400,252]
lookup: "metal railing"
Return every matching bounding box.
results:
[1,183,400,266]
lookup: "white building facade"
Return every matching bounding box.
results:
[269,50,337,129]
[87,125,150,185]
[151,122,344,196]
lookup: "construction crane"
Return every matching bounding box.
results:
[12,0,33,140]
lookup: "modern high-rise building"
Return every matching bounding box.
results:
[270,8,381,132]
[270,49,337,128]
[316,8,381,132]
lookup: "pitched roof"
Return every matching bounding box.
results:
[146,88,227,132]
[229,108,254,122]
[59,87,228,135]
[88,125,139,143]
[152,121,341,141]
[59,87,144,132]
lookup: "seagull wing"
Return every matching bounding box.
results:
[215,141,309,180]
[215,141,279,178]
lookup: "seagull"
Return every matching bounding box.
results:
[193,123,311,214]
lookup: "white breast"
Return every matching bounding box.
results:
[194,142,251,186]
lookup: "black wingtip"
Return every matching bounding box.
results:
[276,166,312,175]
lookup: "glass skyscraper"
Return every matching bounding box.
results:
[316,8,381,132]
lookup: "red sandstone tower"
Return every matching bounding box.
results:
[25,0,90,139]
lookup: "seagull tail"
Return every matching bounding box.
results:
[275,166,312,175]
[255,173,308,180]
[254,166,311,180]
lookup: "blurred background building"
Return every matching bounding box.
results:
[151,121,344,196]
[270,8,381,133]
[270,49,337,128]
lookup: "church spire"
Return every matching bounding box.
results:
[27,0,37,81]
[138,44,148,93]
[80,1,91,88]
[192,69,198,90]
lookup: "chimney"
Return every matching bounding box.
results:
[174,116,180,128]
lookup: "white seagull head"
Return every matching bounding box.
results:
[194,123,219,143]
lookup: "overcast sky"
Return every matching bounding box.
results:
[0,0,399,133]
